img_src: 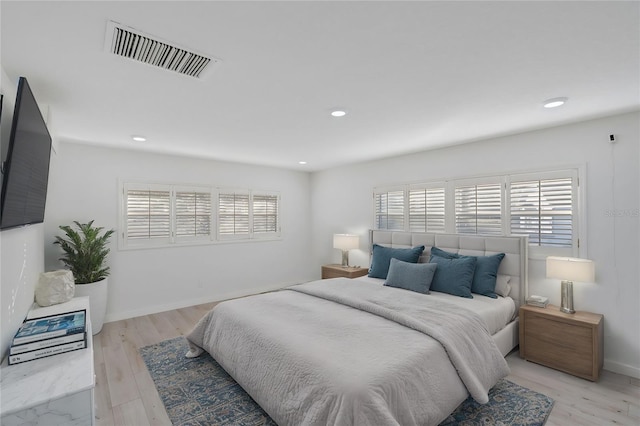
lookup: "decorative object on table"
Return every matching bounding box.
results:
[546,256,595,314]
[333,233,359,266]
[35,270,75,307]
[9,310,87,365]
[140,337,554,426]
[54,220,115,334]
[526,294,549,308]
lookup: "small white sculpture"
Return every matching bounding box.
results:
[35,270,75,307]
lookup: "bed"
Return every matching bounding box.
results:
[186,231,528,425]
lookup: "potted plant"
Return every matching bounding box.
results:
[54,220,115,334]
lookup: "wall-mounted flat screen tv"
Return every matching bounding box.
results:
[0,77,52,230]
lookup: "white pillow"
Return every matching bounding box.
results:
[495,274,512,298]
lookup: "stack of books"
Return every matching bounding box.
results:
[526,295,549,308]
[8,309,87,365]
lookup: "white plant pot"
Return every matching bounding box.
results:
[74,278,108,335]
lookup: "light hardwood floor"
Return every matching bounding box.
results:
[94,302,640,425]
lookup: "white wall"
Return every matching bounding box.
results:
[44,142,313,322]
[0,226,45,362]
[310,111,640,378]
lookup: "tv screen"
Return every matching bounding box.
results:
[0,77,52,230]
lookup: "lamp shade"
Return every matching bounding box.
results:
[546,256,595,282]
[333,234,359,251]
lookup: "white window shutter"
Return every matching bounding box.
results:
[408,187,445,232]
[252,194,279,234]
[510,177,573,248]
[125,188,171,241]
[175,190,212,239]
[374,189,405,230]
[455,183,502,235]
[218,191,250,237]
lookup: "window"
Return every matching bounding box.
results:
[124,185,172,246]
[508,171,577,255]
[373,168,580,256]
[454,182,502,236]
[218,191,250,238]
[217,189,280,240]
[122,183,212,247]
[374,189,405,231]
[121,182,280,249]
[175,189,212,239]
[252,193,279,234]
[408,185,445,232]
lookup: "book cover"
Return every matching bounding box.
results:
[12,310,86,345]
[10,331,86,355]
[8,339,87,365]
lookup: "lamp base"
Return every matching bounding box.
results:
[560,280,575,314]
[341,250,350,267]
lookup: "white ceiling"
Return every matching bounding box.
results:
[2,1,639,171]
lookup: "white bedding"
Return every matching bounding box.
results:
[353,275,516,335]
[187,278,510,426]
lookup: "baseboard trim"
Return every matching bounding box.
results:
[604,359,640,379]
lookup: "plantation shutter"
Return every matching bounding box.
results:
[455,183,502,235]
[218,191,250,237]
[374,189,405,230]
[125,187,171,242]
[510,177,573,248]
[252,194,279,235]
[408,186,445,232]
[175,189,212,239]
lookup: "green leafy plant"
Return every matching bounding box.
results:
[54,220,115,284]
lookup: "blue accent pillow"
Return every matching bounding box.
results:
[430,247,505,298]
[384,258,437,294]
[428,253,476,298]
[368,244,425,279]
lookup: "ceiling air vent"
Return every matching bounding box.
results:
[104,21,220,79]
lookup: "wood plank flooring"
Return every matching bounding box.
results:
[95,302,640,425]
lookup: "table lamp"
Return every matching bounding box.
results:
[546,256,595,314]
[333,234,359,267]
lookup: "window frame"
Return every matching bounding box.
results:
[372,166,584,258]
[119,181,281,250]
[216,188,282,241]
[407,182,446,233]
[373,186,406,231]
[506,169,581,258]
[451,176,504,236]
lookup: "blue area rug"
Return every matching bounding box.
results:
[140,337,554,425]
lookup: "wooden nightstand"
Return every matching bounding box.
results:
[519,304,603,381]
[321,264,369,279]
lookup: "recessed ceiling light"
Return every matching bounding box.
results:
[132,135,147,142]
[543,97,568,108]
[330,110,347,117]
[298,161,307,165]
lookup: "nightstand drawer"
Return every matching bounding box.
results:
[525,313,593,352]
[519,305,603,381]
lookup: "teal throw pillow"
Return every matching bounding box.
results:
[428,253,476,298]
[368,244,425,279]
[384,258,437,294]
[430,247,505,298]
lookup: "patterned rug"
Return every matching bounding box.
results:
[140,337,554,426]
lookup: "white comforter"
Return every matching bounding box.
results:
[187,278,510,426]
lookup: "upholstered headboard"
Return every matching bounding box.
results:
[369,230,529,309]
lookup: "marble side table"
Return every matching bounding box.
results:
[1,297,95,425]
